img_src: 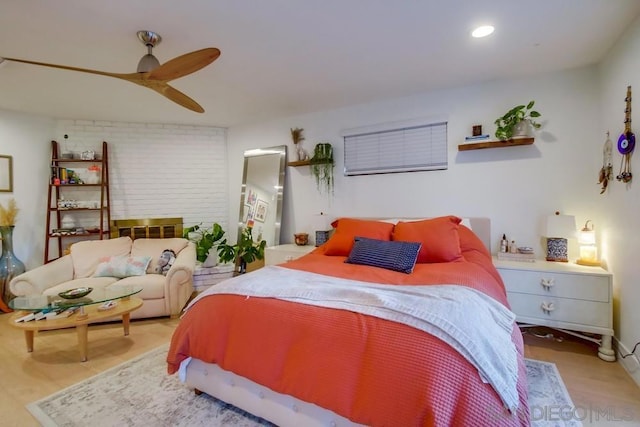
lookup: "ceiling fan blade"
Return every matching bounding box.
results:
[1,56,139,81]
[148,48,220,82]
[151,83,205,113]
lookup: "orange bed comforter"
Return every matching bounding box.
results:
[167,227,530,426]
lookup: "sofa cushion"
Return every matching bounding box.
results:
[93,255,152,278]
[116,274,166,299]
[70,237,133,279]
[131,238,189,273]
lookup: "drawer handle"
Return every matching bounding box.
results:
[541,301,555,314]
[540,278,555,290]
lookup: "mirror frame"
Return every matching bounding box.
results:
[238,145,287,246]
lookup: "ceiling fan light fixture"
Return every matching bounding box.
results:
[137,53,161,73]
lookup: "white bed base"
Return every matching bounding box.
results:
[184,358,365,426]
[182,217,491,425]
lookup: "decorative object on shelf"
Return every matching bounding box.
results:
[494,100,542,140]
[290,127,308,161]
[218,227,266,274]
[310,142,334,195]
[616,86,634,184]
[294,233,309,246]
[0,155,13,193]
[576,220,600,266]
[0,198,24,311]
[86,165,101,184]
[545,212,576,262]
[599,131,614,194]
[80,150,96,160]
[472,125,483,136]
[183,222,226,265]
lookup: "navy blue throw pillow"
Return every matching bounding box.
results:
[345,236,421,274]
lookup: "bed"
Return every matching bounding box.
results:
[167,216,530,426]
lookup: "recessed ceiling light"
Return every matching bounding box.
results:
[472,25,495,38]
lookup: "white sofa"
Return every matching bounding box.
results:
[9,236,196,319]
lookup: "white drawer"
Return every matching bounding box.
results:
[499,269,609,303]
[506,292,611,329]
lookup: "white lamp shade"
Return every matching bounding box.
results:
[546,214,576,238]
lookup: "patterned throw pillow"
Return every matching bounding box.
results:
[93,255,152,278]
[345,237,421,274]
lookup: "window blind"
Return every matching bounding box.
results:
[343,120,447,176]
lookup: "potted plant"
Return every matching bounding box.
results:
[494,101,542,140]
[183,222,226,265]
[218,227,267,274]
[310,142,334,195]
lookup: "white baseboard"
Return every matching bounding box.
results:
[616,339,640,388]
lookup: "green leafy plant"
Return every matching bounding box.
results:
[494,101,542,140]
[310,142,334,195]
[183,222,226,263]
[218,227,267,273]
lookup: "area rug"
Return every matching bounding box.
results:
[28,345,580,427]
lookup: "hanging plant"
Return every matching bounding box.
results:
[310,142,334,195]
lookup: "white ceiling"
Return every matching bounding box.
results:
[1,1,639,128]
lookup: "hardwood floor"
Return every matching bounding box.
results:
[0,315,638,426]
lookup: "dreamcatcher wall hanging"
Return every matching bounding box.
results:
[616,85,634,184]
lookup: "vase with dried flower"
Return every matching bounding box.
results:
[0,198,25,311]
[291,127,307,161]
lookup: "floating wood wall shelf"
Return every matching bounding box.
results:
[458,137,534,151]
[288,160,311,167]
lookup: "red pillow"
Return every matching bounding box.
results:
[392,216,463,263]
[323,218,394,256]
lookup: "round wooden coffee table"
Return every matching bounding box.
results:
[8,287,143,362]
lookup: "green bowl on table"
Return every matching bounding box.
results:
[58,287,93,299]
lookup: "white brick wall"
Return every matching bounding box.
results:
[53,119,229,233]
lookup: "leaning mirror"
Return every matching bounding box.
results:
[238,145,287,247]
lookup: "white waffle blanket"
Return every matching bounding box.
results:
[187,265,519,411]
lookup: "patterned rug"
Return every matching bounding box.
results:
[28,345,580,427]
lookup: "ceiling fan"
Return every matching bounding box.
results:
[0,30,220,113]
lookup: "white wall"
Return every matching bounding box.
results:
[598,13,640,381]
[0,114,228,267]
[0,110,54,268]
[228,66,601,254]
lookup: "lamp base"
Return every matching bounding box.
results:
[576,259,601,267]
[546,237,568,262]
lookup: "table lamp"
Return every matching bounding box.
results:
[576,220,600,266]
[545,212,576,262]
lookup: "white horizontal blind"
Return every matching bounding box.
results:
[344,121,447,175]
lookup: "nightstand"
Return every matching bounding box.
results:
[493,257,615,361]
[265,244,315,266]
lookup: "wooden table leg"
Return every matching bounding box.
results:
[122,312,131,336]
[24,330,34,353]
[76,324,89,362]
